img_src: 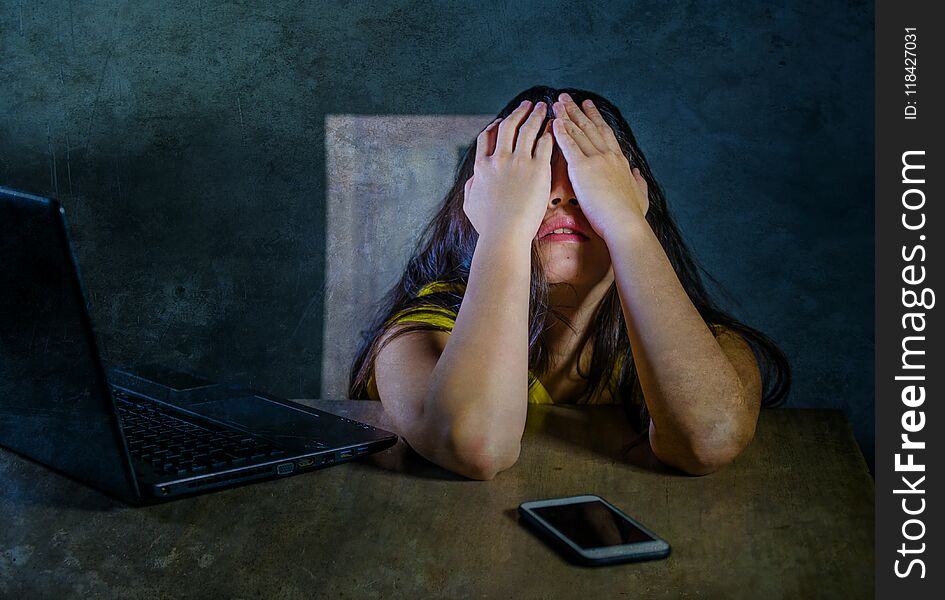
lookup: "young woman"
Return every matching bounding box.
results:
[349,86,790,480]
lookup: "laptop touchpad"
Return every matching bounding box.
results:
[189,396,330,451]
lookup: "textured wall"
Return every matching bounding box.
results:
[322,114,487,401]
[0,1,874,467]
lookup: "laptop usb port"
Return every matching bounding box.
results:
[355,445,370,454]
[337,450,353,460]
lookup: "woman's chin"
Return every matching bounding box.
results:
[543,267,601,287]
[545,258,616,287]
[538,237,612,284]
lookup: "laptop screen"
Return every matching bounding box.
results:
[0,189,139,502]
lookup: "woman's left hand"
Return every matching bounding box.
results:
[551,93,649,242]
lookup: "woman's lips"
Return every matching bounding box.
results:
[538,230,589,243]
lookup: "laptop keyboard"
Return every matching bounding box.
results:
[112,388,287,478]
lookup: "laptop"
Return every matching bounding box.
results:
[0,186,399,505]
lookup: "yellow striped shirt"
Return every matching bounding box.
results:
[365,280,634,404]
[366,280,728,404]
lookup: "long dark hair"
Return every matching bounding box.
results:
[349,85,790,430]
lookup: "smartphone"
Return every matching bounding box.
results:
[517,494,671,566]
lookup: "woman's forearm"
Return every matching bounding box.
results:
[419,230,533,479]
[606,216,752,473]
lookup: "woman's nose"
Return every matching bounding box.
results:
[549,197,579,207]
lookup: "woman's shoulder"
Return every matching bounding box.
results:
[708,322,753,348]
[708,322,726,337]
[382,279,465,330]
[366,281,462,400]
[385,306,458,330]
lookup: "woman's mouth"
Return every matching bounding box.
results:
[538,228,589,243]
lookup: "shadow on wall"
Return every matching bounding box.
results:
[1,106,326,399]
[321,114,490,400]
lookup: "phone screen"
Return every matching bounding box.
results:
[532,500,655,549]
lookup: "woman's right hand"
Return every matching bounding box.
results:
[463,100,554,243]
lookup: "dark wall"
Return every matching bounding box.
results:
[0,1,874,467]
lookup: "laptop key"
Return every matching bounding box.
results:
[115,392,299,474]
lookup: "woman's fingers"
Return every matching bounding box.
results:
[558,93,608,153]
[495,99,533,155]
[554,114,597,157]
[580,98,622,153]
[475,118,501,162]
[552,117,585,162]
[514,101,547,155]
[534,117,554,161]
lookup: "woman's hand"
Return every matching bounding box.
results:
[463,100,554,244]
[551,93,649,242]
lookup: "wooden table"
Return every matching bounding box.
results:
[0,401,874,599]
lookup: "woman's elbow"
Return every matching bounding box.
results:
[394,408,521,480]
[448,429,521,481]
[663,445,739,476]
[458,459,512,481]
[650,422,754,476]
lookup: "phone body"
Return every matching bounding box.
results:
[518,494,671,566]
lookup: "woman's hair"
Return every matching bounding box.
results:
[348,85,791,430]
